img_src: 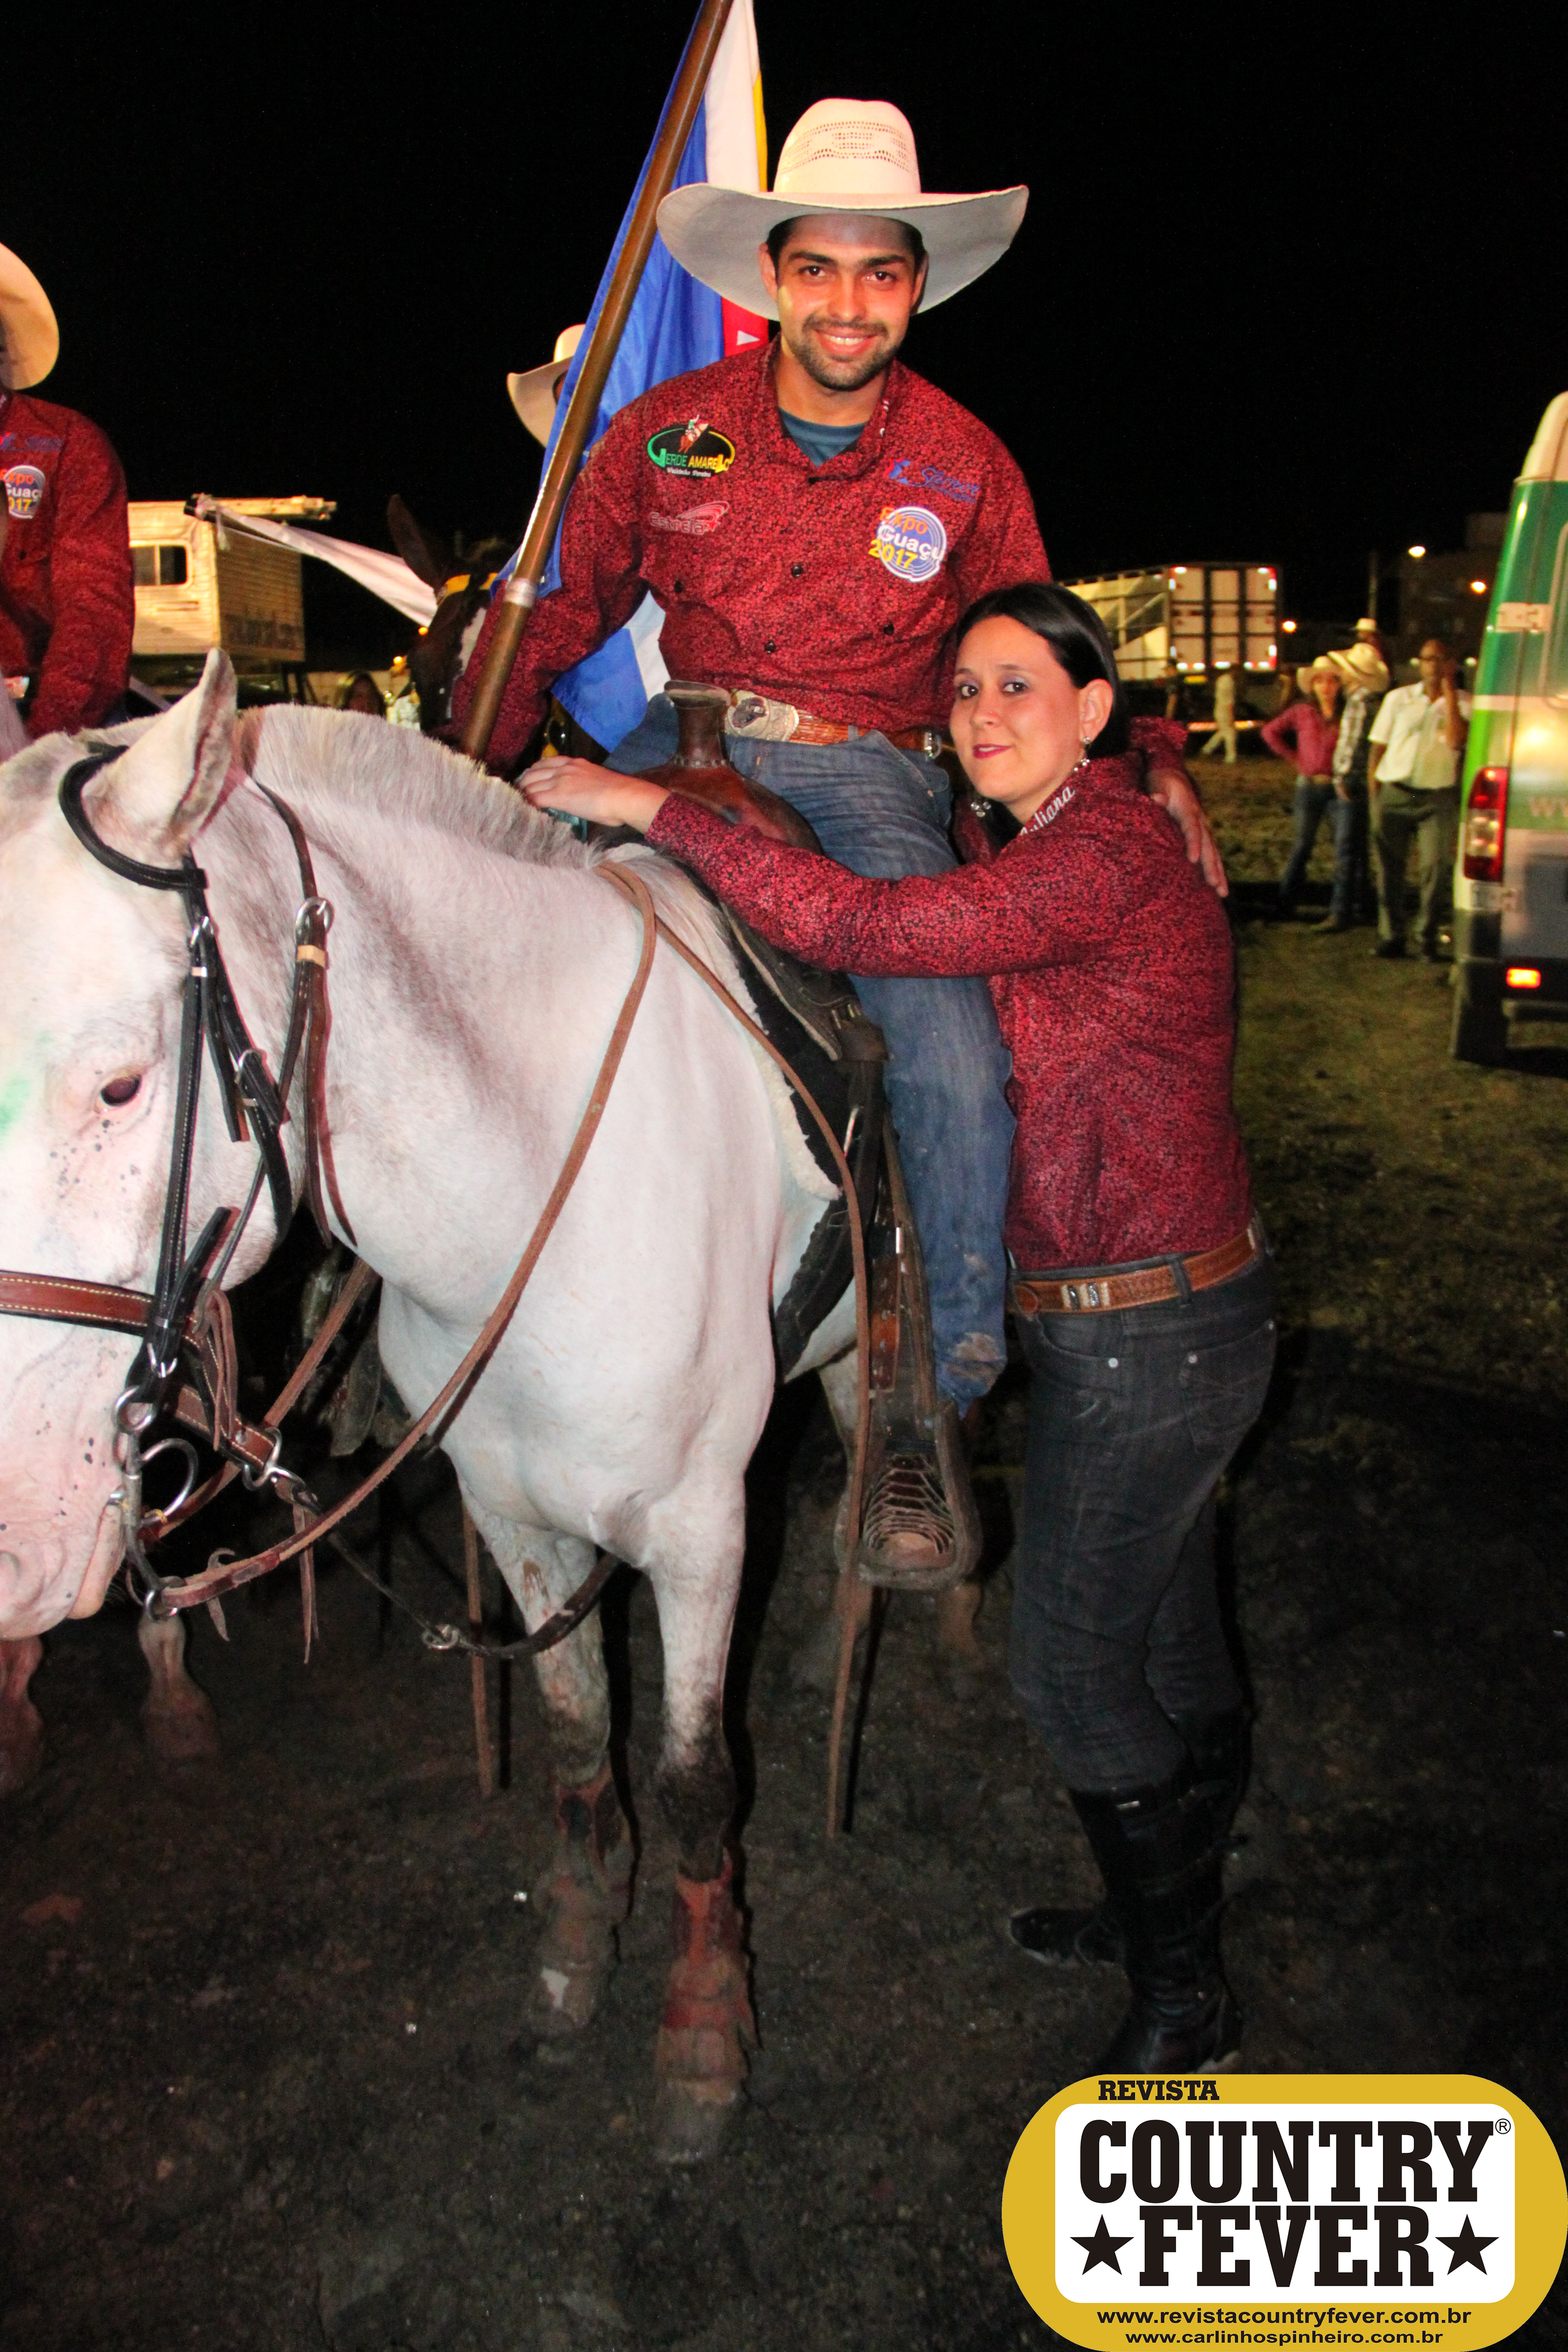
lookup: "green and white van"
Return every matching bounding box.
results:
[1452,391,1568,1062]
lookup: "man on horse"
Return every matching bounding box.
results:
[454,100,1209,1573]
[0,241,133,739]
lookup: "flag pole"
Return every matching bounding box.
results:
[460,0,736,762]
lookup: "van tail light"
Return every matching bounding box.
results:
[1463,766,1509,881]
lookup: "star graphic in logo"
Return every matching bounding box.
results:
[1436,2218,1497,2274]
[1074,2216,1133,2274]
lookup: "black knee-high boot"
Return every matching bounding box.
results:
[1008,1709,1248,1971]
[1070,1764,1241,2073]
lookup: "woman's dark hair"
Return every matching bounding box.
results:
[955,580,1130,757]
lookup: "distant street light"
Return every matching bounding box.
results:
[1281,618,1298,633]
[1470,579,1488,594]
[1408,544,1427,559]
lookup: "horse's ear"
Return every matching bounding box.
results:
[93,649,238,852]
[387,494,450,589]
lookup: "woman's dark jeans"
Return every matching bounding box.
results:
[1009,1252,1276,1793]
[1278,780,1335,910]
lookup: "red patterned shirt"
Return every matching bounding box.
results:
[646,721,1252,1273]
[0,392,133,737]
[453,343,1049,767]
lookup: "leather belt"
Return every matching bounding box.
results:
[1012,1216,1265,1318]
[725,688,944,761]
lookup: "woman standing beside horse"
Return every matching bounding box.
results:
[526,583,1276,2075]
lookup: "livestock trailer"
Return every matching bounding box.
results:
[128,496,335,693]
[1061,563,1280,681]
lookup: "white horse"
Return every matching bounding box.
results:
[0,650,852,2159]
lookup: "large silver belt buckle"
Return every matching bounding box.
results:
[725,691,800,743]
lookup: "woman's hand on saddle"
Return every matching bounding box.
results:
[1147,763,1228,898]
[520,757,669,835]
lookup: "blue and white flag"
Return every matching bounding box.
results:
[525,0,767,751]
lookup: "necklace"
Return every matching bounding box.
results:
[972,750,1091,835]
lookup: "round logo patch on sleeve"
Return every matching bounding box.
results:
[870,503,948,585]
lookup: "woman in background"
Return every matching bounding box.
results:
[1265,655,1343,917]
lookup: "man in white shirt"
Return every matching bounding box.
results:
[1367,637,1470,959]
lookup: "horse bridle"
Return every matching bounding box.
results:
[0,747,340,1592]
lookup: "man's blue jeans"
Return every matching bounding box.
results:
[608,695,1014,1405]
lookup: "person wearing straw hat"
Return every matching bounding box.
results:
[0,241,133,741]
[456,99,1215,1577]
[508,326,586,446]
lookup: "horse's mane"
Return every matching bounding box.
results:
[246,705,740,974]
[244,705,596,871]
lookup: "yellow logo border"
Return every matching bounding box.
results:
[1003,2074,1565,2351]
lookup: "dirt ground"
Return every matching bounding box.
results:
[3,756,1566,2352]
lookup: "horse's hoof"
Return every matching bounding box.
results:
[142,1691,221,1766]
[0,1706,45,1796]
[526,1949,616,2039]
[651,2080,740,2166]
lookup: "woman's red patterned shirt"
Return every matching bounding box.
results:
[646,721,1252,1273]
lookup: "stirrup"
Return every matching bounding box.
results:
[856,1400,978,1593]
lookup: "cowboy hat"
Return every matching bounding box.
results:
[507,324,584,445]
[1326,641,1391,692]
[656,98,1028,319]
[0,242,58,392]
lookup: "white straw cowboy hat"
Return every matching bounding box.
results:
[0,241,58,392]
[657,98,1028,319]
[507,324,585,445]
[1326,641,1391,692]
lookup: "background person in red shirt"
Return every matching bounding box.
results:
[0,240,133,740]
[523,584,1275,2076]
[457,101,1216,1577]
[1262,654,1343,918]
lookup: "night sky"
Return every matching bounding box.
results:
[9,4,1563,661]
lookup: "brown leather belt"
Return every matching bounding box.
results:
[794,716,946,756]
[725,687,944,760]
[1012,1216,1265,1318]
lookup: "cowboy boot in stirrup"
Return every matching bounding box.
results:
[1068,1764,1241,2075]
[1008,1708,1249,1970]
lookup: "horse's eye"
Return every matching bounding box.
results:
[99,1074,142,1107]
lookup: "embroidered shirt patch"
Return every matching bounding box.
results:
[2,465,46,521]
[870,504,947,585]
[647,420,736,477]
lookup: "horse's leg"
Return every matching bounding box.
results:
[477,1516,631,2038]
[647,1534,754,2166]
[137,1612,220,1765]
[0,1636,45,1795]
